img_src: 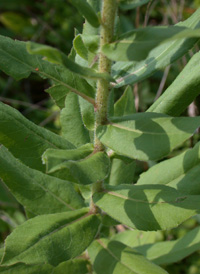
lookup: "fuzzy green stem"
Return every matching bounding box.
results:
[94,0,117,150]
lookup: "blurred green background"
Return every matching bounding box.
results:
[0,1,200,273]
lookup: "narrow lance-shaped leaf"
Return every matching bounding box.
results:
[103,26,200,62]
[112,8,200,87]
[88,239,168,274]
[0,35,95,104]
[135,226,200,265]
[0,102,74,171]
[27,42,113,82]
[137,141,200,195]
[148,51,200,116]
[70,0,100,28]
[61,93,91,146]
[42,144,110,185]
[97,113,200,161]
[119,0,152,10]
[93,184,200,231]
[0,145,85,215]
[1,208,100,267]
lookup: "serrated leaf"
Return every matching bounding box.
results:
[119,0,151,10]
[42,144,110,185]
[0,102,74,171]
[0,145,85,215]
[148,51,200,116]
[113,8,200,87]
[70,0,100,28]
[97,113,200,161]
[106,155,135,186]
[1,209,100,266]
[114,86,136,117]
[88,239,168,274]
[103,26,200,62]
[137,141,200,195]
[93,184,200,231]
[0,35,95,104]
[136,226,200,265]
[61,93,91,146]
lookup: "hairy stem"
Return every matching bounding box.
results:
[94,0,117,150]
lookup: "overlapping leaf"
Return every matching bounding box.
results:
[148,51,200,116]
[0,102,74,171]
[137,141,200,195]
[0,35,95,103]
[93,184,200,231]
[42,144,110,185]
[112,8,200,87]
[1,208,100,266]
[88,239,168,274]
[0,145,85,215]
[103,26,200,62]
[136,226,200,265]
[97,113,200,161]
[114,86,136,117]
[119,0,151,10]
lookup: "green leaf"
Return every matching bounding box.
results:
[113,8,200,87]
[0,35,95,104]
[114,86,136,117]
[0,145,85,215]
[137,141,200,195]
[88,239,168,274]
[106,155,135,186]
[103,26,200,62]
[42,144,110,185]
[1,209,100,266]
[111,230,161,248]
[79,96,95,130]
[119,0,151,10]
[0,259,90,274]
[148,51,200,116]
[27,42,113,82]
[73,34,88,60]
[93,184,200,231]
[52,259,91,274]
[97,113,200,161]
[136,226,200,265]
[60,93,91,146]
[0,263,53,274]
[0,102,74,171]
[70,0,100,28]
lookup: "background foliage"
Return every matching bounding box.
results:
[0,0,200,273]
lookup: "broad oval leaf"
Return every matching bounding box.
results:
[136,226,200,265]
[0,263,52,274]
[93,184,200,231]
[1,209,100,266]
[42,144,110,185]
[0,102,74,171]
[88,239,168,274]
[97,113,200,161]
[148,51,200,116]
[0,145,85,215]
[112,8,200,87]
[137,141,200,195]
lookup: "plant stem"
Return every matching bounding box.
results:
[94,0,117,151]
[90,0,117,214]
